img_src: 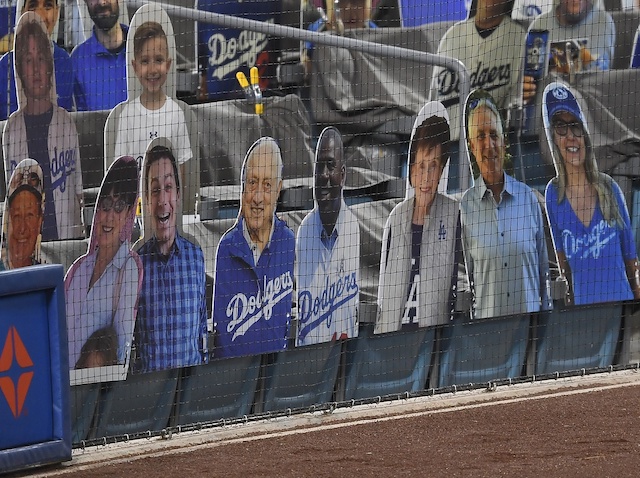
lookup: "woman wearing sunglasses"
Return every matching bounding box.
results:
[65,156,143,371]
[543,82,640,306]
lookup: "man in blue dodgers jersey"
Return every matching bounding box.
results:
[213,137,295,358]
[296,127,359,346]
[3,12,83,241]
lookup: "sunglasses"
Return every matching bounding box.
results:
[98,196,128,213]
[553,121,584,137]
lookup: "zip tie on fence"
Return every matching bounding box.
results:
[124,434,129,442]
[287,408,292,417]
[80,440,86,450]
[350,399,355,408]
[508,378,513,386]
[581,368,586,376]
[146,431,152,440]
[555,371,560,379]
[609,365,614,373]
[243,415,248,424]
[404,391,410,400]
[101,437,107,447]
[452,385,457,393]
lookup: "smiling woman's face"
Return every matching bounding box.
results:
[95,193,129,252]
[553,111,587,171]
[411,144,443,211]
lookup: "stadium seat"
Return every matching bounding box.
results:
[343,323,435,400]
[175,355,261,425]
[535,303,623,375]
[438,314,532,388]
[261,341,343,412]
[511,135,555,195]
[610,11,640,70]
[69,382,100,443]
[94,368,180,437]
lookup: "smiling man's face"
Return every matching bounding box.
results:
[315,132,345,228]
[241,148,281,241]
[147,156,179,255]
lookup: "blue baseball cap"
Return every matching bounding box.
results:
[543,82,586,125]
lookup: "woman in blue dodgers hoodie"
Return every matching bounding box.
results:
[376,101,464,334]
[212,137,295,358]
[543,81,640,306]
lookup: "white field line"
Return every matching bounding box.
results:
[34,370,640,477]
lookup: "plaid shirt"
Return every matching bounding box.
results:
[135,234,208,373]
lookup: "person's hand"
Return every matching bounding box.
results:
[197,74,208,103]
[579,47,597,69]
[522,75,537,104]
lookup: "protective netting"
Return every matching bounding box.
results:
[0,0,638,447]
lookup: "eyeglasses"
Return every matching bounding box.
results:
[553,121,584,137]
[98,196,128,213]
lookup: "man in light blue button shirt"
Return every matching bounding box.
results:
[460,91,551,319]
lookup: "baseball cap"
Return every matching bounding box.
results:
[543,81,586,125]
[7,158,43,204]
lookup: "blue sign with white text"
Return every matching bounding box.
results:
[197,0,281,100]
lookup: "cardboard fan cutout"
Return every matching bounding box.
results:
[212,137,295,359]
[131,137,208,373]
[295,126,360,346]
[65,155,142,386]
[1,158,44,271]
[3,11,83,241]
[104,2,199,214]
[542,81,640,306]
[376,101,464,333]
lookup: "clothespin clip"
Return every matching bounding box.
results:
[250,66,263,115]
[236,71,253,102]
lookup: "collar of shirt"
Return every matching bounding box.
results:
[95,241,130,270]
[315,199,349,248]
[90,24,128,57]
[242,215,275,265]
[149,233,181,262]
[477,172,515,205]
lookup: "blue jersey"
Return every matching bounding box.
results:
[546,180,636,305]
[213,216,295,358]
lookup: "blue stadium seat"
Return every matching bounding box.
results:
[512,135,555,195]
[70,383,100,443]
[262,341,342,412]
[535,303,623,374]
[94,369,180,438]
[438,314,532,387]
[175,355,261,424]
[343,323,435,400]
